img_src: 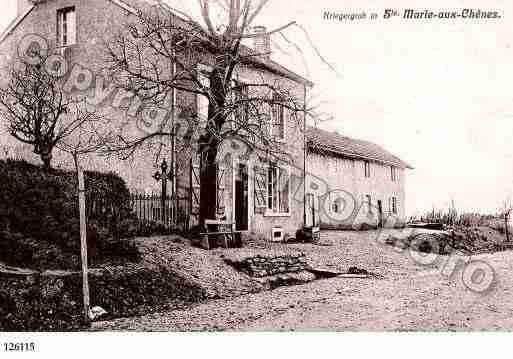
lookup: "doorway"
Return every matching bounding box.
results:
[234,163,248,231]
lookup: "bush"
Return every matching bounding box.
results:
[0,267,206,331]
[85,170,132,237]
[113,218,173,239]
[0,159,130,240]
[0,230,80,270]
[0,159,138,269]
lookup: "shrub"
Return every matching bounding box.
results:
[0,159,131,241]
[0,159,138,269]
[0,230,80,270]
[85,170,132,237]
[114,218,172,239]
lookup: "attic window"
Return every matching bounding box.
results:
[57,7,76,47]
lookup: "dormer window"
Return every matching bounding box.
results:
[57,7,76,47]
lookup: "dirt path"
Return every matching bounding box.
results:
[93,231,513,331]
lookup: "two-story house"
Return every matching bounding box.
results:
[0,0,313,240]
[306,126,413,229]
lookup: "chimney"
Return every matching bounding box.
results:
[253,26,271,60]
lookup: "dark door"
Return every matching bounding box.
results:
[235,163,248,231]
[377,200,383,228]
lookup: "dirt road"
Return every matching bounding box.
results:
[93,231,513,331]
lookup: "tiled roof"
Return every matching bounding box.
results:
[306,126,413,169]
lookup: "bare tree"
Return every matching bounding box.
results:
[0,54,92,171]
[103,1,322,223]
[55,99,107,324]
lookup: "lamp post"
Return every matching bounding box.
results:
[153,159,173,222]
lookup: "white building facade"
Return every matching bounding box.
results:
[306,127,412,229]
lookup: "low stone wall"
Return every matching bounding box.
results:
[0,265,206,331]
[225,253,308,278]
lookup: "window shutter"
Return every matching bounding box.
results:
[279,167,290,213]
[216,163,226,216]
[191,155,201,216]
[254,165,268,213]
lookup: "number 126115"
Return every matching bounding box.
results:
[3,342,36,352]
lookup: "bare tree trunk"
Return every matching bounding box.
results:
[41,152,52,172]
[198,64,227,226]
[73,153,90,324]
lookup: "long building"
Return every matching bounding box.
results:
[306,126,413,229]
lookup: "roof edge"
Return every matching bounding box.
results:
[308,143,414,169]
[0,5,35,45]
[110,0,138,14]
[0,0,137,46]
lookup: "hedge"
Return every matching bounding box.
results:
[0,159,135,269]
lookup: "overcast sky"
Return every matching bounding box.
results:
[1,0,512,216]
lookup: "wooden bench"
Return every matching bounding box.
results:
[199,220,243,249]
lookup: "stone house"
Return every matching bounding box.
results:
[0,0,313,240]
[306,126,413,229]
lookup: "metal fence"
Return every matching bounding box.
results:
[130,193,190,232]
[130,193,174,227]
[86,191,190,233]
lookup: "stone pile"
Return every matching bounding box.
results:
[227,253,308,277]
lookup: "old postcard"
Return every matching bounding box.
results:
[0,0,511,356]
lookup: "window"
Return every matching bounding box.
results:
[391,166,397,181]
[364,161,371,177]
[267,163,290,213]
[365,194,372,213]
[271,94,285,140]
[57,7,76,47]
[392,197,398,214]
[234,82,249,125]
